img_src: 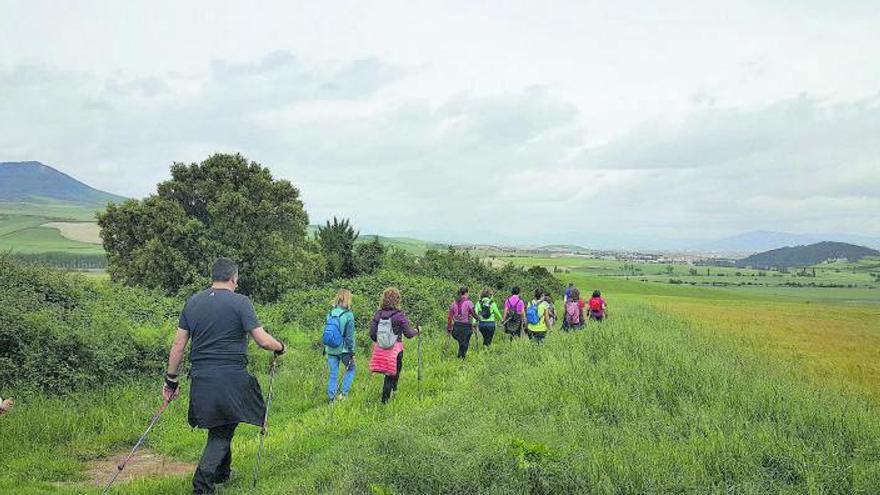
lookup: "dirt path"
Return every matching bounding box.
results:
[84,448,194,487]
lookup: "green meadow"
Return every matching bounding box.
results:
[0,203,104,255]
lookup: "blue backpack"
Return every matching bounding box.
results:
[322,309,349,347]
[526,301,541,325]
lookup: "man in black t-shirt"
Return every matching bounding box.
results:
[163,258,285,495]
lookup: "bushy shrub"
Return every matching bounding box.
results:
[0,256,176,394]
[384,247,560,296]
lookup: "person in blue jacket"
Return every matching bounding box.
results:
[325,289,356,403]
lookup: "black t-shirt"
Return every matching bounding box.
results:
[178,288,261,364]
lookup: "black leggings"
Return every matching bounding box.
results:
[381,351,404,403]
[479,322,496,346]
[451,322,473,359]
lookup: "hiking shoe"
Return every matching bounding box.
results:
[336,394,347,402]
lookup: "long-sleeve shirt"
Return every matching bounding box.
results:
[325,306,356,356]
[475,298,504,322]
[369,309,418,343]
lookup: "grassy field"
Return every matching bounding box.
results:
[0,202,104,255]
[3,296,880,494]
[563,270,880,402]
[3,246,880,493]
[493,254,880,301]
[0,201,103,222]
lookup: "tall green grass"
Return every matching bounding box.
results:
[2,298,878,494]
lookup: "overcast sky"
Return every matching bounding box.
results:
[1,0,878,247]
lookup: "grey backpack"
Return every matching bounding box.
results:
[377,314,397,349]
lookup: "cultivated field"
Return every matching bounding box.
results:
[0,203,103,255]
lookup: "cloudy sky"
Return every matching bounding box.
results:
[2,0,878,247]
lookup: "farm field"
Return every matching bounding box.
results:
[0,203,104,255]
[0,222,105,254]
[493,254,880,300]
[561,269,880,403]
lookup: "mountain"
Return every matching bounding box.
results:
[697,230,880,253]
[0,161,126,207]
[536,244,591,253]
[735,241,880,269]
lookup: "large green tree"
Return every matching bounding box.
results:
[98,153,324,301]
[316,217,359,279]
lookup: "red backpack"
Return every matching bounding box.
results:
[565,301,580,324]
[589,297,603,312]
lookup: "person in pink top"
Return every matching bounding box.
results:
[502,286,527,339]
[447,286,479,359]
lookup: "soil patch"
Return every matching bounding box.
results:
[85,448,194,486]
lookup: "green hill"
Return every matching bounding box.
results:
[0,161,126,206]
[736,241,880,269]
[0,162,125,259]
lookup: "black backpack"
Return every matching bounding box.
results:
[479,298,492,320]
[506,297,522,323]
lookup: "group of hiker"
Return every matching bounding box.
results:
[155,258,608,494]
[443,284,606,357]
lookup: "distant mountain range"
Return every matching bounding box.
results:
[0,161,126,207]
[735,241,880,269]
[696,230,880,253]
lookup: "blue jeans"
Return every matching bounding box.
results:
[327,353,355,400]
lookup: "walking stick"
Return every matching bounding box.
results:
[416,326,423,398]
[102,399,171,494]
[252,356,279,489]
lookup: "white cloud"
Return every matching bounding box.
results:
[1,1,879,246]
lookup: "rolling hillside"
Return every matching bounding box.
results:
[699,230,880,253]
[736,241,880,269]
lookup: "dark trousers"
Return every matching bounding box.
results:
[479,322,496,346]
[381,351,404,403]
[451,322,473,358]
[527,330,546,343]
[193,423,237,494]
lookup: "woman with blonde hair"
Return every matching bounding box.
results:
[323,289,356,403]
[369,287,420,403]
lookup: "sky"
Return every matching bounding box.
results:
[1,0,878,248]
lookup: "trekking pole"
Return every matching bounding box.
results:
[102,399,171,494]
[252,356,279,489]
[416,326,423,399]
